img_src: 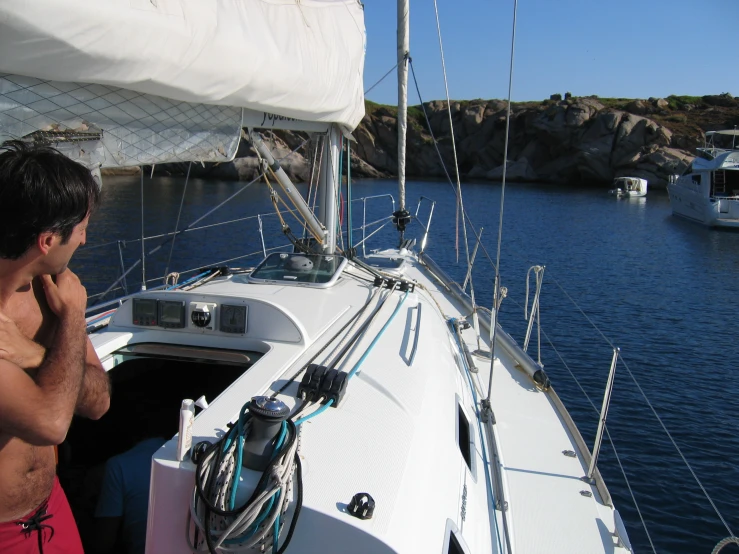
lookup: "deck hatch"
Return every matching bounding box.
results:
[443,519,472,554]
[248,252,347,288]
[448,533,465,554]
[457,403,472,469]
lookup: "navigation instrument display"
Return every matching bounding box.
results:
[220,304,247,334]
[159,300,186,328]
[132,298,158,326]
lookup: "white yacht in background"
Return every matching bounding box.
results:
[609,176,647,198]
[668,130,739,228]
[0,1,639,553]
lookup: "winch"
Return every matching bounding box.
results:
[241,396,290,471]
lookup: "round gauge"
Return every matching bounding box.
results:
[191,309,211,328]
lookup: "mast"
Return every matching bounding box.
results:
[393,0,412,239]
[318,125,342,253]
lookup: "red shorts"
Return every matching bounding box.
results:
[0,476,84,553]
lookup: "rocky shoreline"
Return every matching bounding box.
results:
[110,94,739,189]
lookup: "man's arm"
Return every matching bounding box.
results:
[0,312,110,420]
[0,311,45,369]
[75,339,110,420]
[0,271,88,445]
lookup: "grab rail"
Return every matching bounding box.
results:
[413,196,436,254]
[420,253,613,507]
[361,194,396,256]
[408,303,422,366]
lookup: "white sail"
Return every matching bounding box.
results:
[0,0,366,129]
[0,0,366,167]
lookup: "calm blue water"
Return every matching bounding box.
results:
[73,176,739,553]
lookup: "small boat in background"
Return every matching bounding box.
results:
[609,176,648,198]
[668,129,739,228]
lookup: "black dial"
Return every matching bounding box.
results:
[191,309,211,328]
[220,304,247,334]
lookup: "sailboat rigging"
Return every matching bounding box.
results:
[3,0,738,552]
[0,0,632,552]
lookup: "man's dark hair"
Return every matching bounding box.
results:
[0,140,100,260]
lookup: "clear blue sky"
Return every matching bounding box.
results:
[363,0,738,105]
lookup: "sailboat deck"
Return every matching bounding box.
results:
[89,252,630,553]
[399,257,630,554]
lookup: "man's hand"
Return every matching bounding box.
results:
[0,311,45,369]
[40,270,87,319]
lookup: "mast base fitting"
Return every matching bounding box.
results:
[392,209,411,232]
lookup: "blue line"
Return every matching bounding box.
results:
[293,291,409,428]
[229,434,245,510]
[228,403,251,510]
[347,291,409,380]
[294,399,334,426]
[272,422,287,456]
[166,270,211,290]
[224,493,277,544]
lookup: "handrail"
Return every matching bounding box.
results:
[351,220,392,250]
[452,319,478,374]
[420,253,614,507]
[408,303,422,366]
[361,194,396,256]
[84,192,401,309]
[414,196,436,254]
[448,315,511,553]
[462,227,483,293]
[587,348,619,483]
[523,265,545,363]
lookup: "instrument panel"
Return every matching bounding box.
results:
[132,298,247,334]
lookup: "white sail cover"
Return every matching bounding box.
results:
[0,0,366,167]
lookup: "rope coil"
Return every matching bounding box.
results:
[712,536,739,554]
[188,403,300,553]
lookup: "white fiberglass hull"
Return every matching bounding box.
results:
[85,250,630,554]
[668,183,739,228]
[612,190,646,198]
[610,178,647,198]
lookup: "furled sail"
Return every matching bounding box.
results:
[0,0,366,167]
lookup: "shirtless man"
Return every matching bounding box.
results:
[0,140,111,552]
